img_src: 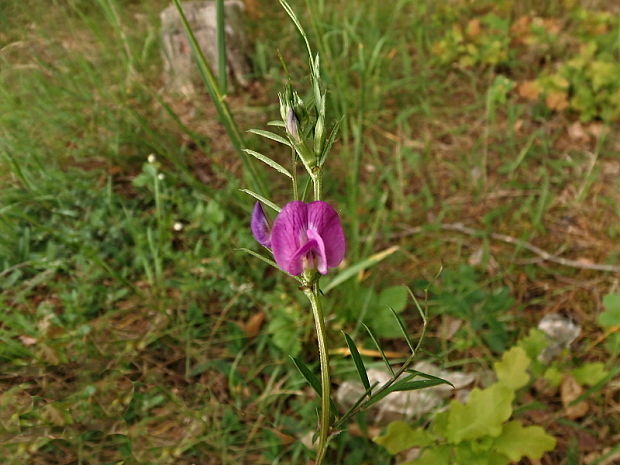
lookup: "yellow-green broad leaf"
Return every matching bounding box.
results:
[374,421,435,455]
[445,383,514,443]
[543,366,563,388]
[599,293,620,328]
[455,441,510,465]
[571,362,609,387]
[493,420,556,461]
[494,346,530,390]
[402,445,452,465]
[516,328,548,361]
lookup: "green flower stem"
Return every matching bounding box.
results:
[312,173,322,201]
[304,283,330,465]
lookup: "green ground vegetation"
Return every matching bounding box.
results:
[1,0,619,464]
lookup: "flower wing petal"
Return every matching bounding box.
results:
[307,201,345,269]
[251,202,272,248]
[271,201,308,275]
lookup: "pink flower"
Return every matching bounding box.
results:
[251,201,345,276]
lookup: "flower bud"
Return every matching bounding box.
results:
[286,107,300,141]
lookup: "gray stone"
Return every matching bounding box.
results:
[538,313,581,362]
[160,1,250,96]
[336,363,475,425]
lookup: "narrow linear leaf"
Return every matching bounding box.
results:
[365,377,446,409]
[406,286,428,352]
[392,379,452,392]
[362,323,394,376]
[248,129,291,147]
[290,357,338,416]
[319,118,342,167]
[405,370,455,389]
[406,287,427,326]
[243,149,292,179]
[267,120,286,127]
[278,0,312,58]
[389,306,415,353]
[236,248,301,282]
[343,332,371,393]
[333,380,382,430]
[239,189,281,212]
[291,356,320,394]
[323,246,399,293]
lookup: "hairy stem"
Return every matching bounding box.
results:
[304,284,330,465]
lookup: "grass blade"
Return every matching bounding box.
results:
[243,149,292,179]
[215,0,227,93]
[172,0,265,195]
[322,246,399,293]
[362,323,394,376]
[342,332,371,393]
[239,189,281,213]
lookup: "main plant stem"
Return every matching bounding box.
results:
[304,283,330,465]
[312,172,322,201]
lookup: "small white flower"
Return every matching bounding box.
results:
[147,154,156,163]
[158,173,165,180]
[173,222,183,231]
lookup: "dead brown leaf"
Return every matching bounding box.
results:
[518,81,541,100]
[561,375,589,419]
[270,428,296,445]
[546,91,569,111]
[439,315,463,340]
[567,122,590,142]
[511,16,531,41]
[466,19,481,38]
[18,335,37,346]
[241,311,265,338]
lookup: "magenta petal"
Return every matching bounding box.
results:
[270,200,345,276]
[307,201,345,269]
[290,238,320,273]
[251,202,272,248]
[271,201,308,275]
[307,229,327,274]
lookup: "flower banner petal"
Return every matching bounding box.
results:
[271,201,308,275]
[307,201,345,269]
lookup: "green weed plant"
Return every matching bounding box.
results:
[432,3,620,122]
[375,346,556,465]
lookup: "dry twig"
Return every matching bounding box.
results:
[396,222,620,273]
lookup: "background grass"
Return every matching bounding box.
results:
[1,0,619,464]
